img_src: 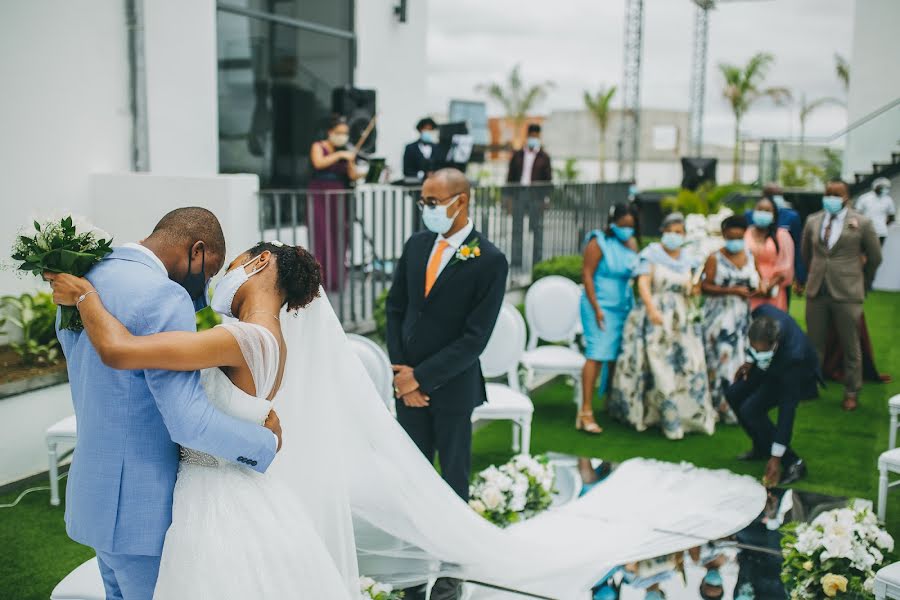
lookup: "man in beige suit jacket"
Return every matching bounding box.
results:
[802,179,883,410]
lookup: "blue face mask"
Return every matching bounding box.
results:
[610,224,634,242]
[823,195,844,214]
[724,239,745,254]
[661,232,684,250]
[421,194,461,235]
[526,136,541,150]
[877,187,890,197]
[772,194,786,208]
[748,345,777,370]
[753,210,774,228]
[420,130,437,144]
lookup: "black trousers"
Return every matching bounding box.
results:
[396,403,474,501]
[725,376,800,464]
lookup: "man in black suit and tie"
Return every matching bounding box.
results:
[402,117,438,183]
[387,167,509,500]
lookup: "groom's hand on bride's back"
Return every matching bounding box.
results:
[264,410,283,451]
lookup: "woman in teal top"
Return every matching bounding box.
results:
[578,203,639,434]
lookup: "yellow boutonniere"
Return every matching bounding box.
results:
[452,238,481,264]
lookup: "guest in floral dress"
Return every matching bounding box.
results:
[610,213,715,439]
[745,197,794,311]
[701,215,761,424]
[578,203,639,434]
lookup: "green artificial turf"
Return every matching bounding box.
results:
[1,292,898,599]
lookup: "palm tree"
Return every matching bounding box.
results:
[834,53,850,92]
[476,64,554,141]
[798,93,845,152]
[718,52,791,182]
[583,86,617,182]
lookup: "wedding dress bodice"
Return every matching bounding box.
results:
[180,322,279,467]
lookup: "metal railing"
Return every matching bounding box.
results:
[259,182,628,331]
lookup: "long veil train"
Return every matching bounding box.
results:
[270,291,766,599]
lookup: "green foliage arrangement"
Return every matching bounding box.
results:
[1,292,61,366]
[532,255,582,284]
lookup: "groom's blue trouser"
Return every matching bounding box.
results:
[95,550,161,600]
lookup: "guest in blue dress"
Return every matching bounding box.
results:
[578,203,639,434]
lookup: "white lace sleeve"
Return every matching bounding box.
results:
[218,322,280,399]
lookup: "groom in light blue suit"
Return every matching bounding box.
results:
[55,208,281,600]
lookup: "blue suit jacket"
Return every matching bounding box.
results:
[745,208,806,283]
[57,247,276,556]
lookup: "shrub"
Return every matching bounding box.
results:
[195,307,221,332]
[1,292,61,366]
[780,159,825,189]
[373,288,390,341]
[532,255,582,284]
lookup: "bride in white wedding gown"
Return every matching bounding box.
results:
[53,240,767,600]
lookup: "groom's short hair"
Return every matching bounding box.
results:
[150,207,226,258]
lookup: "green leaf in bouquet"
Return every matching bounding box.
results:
[34,221,41,232]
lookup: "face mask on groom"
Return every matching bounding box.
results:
[181,244,207,304]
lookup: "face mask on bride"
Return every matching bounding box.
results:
[210,255,268,318]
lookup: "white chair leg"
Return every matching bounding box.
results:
[521,416,532,456]
[47,440,60,507]
[890,413,898,450]
[878,464,889,523]
[511,421,521,453]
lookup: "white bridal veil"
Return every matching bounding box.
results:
[270,291,766,599]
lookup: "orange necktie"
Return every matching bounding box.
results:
[424,240,450,296]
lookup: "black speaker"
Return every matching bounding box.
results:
[681,157,717,191]
[331,87,377,154]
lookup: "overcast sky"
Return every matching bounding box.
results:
[426,0,853,147]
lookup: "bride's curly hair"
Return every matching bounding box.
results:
[246,242,322,311]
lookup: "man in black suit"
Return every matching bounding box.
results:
[402,117,438,183]
[507,123,553,269]
[387,168,509,500]
[726,305,820,488]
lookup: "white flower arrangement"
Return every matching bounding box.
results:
[781,502,895,599]
[468,454,555,527]
[358,576,404,600]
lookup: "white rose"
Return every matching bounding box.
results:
[494,473,513,492]
[480,485,504,511]
[794,528,822,555]
[820,533,852,561]
[864,577,875,593]
[372,583,393,595]
[359,576,376,591]
[875,529,895,552]
[469,499,487,515]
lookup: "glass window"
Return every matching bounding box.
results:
[217,2,354,187]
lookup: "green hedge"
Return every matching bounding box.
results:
[532,255,582,284]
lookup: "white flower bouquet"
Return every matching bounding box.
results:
[358,576,404,600]
[468,454,555,527]
[781,503,895,599]
[10,215,113,331]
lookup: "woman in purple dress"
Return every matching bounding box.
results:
[309,116,359,291]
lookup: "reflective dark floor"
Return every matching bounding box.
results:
[548,454,850,600]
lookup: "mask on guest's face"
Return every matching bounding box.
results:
[421,195,462,235]
[181,245,207,301]
[610,224,634,243]
[420,130,437,144]
[526,136,541,150]
[661,232,684,250]
[210,256,269,318]
[752,210,774,228]
[822,195,844,214]
[724,239,745,254]
[877,187,890,197]
[772,194,786,208]
[329,133,350,148]
[748,345,777,370]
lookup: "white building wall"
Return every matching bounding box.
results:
[355,0,430,179]
[143,0,219,174]
[0,0,133,297]
[844,0,900,178]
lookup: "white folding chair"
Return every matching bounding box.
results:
[876,562,900,600]
[347,333,395,415]
[520,276,586,416]
[46,414,77,506]
[474,303,534,454]
[888,395,900,449]
[51,557,104,600]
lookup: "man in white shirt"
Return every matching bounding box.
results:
[856,177,896,245]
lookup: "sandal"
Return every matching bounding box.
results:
[576,410,603,434]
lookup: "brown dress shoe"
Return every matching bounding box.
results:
[842,393,859,411]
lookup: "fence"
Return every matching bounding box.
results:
[259,182,628,331]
